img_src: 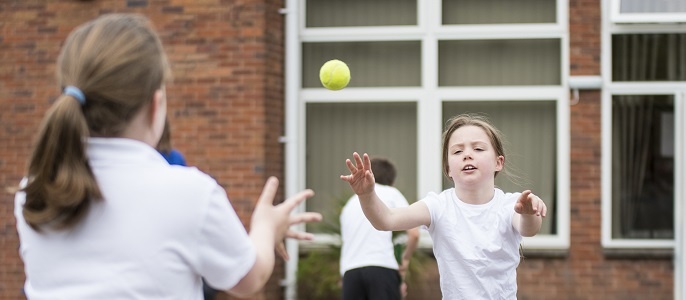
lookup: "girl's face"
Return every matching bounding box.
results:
[446,125,504,189]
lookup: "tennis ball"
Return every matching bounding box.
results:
[319,59,350,90]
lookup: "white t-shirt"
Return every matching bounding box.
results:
[421,188,522,300]
[14,138,256,300]
[339,184,410,276]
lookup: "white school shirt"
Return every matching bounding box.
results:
[339,184,410,276]
[421,188,522,300]
[14,138,255,300]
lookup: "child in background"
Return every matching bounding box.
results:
[341,114,547,299]
[339,158,419,300]
[14,13,321,300]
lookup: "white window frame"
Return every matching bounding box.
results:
[284,0,570,298]
[610,0,686,24]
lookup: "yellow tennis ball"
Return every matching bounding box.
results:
[319,59,350,91]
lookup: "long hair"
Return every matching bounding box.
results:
[22,14,171,230]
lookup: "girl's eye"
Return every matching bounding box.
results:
[454,150,462,154]
[475,148,484,151]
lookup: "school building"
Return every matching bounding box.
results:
[1,0,684,299]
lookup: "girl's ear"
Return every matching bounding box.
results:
[495,155,504,171]
[150,88,167,136]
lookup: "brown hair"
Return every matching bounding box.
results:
[441,113,506,179]
[22,14,171,230]
[371,158,397,186]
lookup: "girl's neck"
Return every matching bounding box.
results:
[454,185,495,205]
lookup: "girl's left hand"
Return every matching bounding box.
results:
[514,190,547,217]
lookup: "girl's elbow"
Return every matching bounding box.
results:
[371,222,390,231]
[520,231,537,237]
[520,226,542,237]
[228,278,264,298]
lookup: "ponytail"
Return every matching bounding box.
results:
[22,94,102,230]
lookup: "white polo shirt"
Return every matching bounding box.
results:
[339,184,410,276]
[14,138,255,300]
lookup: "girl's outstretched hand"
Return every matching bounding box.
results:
[340,152,375,197]
[514,190,547,217]
[252,177,322,261]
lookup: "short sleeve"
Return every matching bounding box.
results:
[196,185,256,290]
[419,192,442,232]
[501,192,521,235]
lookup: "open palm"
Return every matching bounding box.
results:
[340,152,376,196]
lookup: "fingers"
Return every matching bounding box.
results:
[279,189,315,212]
[276,242,289,261]
[289,212,323,225]
[353,152,364,170]
[345,158,357,174]
[340,174,352,182]
[285,229,315,240]
[257,177,279,206]
[515,190,551,217]
[363,153,371,171]
[517,190,531,204]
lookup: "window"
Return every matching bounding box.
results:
[443,0,556,24]
[602,4,686,249]
[305,103,418,231]
[439,39,561,86]
[289,0,569,250]
[612,34,686,82]
[610,95,674,240]
[610,0,686,24]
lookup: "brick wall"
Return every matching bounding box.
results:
[0,0,285,299]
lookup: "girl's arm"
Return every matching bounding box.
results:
[342,153,430,231]
[512,190,547,237]
[228,177,321,297]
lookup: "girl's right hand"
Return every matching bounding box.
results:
[340,152,376,196]
[251,177,321,260]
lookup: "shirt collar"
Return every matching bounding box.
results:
[87,137,168,167]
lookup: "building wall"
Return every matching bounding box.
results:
[0,1,285,299]
[0,0,676,300]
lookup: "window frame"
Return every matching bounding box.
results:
[287,0,571,254]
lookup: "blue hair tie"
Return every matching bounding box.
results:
[64,86,86,105]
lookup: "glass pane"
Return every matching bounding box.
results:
[306,102,418,232]
[303,42,421,88]
[442,101,557,234]
[306,0,417,27]
[611,95,674,239]
[620,0,686,13]
[443,0,556,24]
[612,34,686,82]
[439,39,561,86]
